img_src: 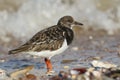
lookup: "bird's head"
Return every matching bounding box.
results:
[57,16,83,29]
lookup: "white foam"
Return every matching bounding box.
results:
[0,0,120,41]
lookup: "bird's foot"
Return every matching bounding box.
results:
[46,71,55,76]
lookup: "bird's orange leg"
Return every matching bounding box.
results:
[44,58,53,73]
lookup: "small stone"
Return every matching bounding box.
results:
[89,36,93,40]
[58,71,69,79]
[91,60,117,68]
[70,69,79,75]
[61,59,77,64]
[0,69,7,80]
[72,46,79,51]
[87,68,94,72]
[92,57,101,60]
[26,74,37,80]
[50,75,61,80]
[63,66,69,69]
[92,71,102,79]
[72,68,87,74]
[0,59,5,62]
[10,65,34,79]
[77,74,88,80]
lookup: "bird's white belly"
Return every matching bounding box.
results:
[28,39,68,59]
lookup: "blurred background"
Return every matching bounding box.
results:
[0,0,120,53]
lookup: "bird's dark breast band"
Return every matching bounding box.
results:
[61,26,74,45]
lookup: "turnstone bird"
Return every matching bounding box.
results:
[9,16,83,74]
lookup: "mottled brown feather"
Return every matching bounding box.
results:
[9,25,66,54]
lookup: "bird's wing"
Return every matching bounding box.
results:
[9,26,65,54]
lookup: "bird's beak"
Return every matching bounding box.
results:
[74,21,83,26]
[70,21,83,29]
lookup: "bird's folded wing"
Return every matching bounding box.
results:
[9,26,65,54]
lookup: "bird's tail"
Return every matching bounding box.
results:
[8,46,29,54]
[9,49,22,54]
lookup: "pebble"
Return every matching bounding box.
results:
[26,74,37,80]
[63,66,69,69]
[91,60,117,68]
[72,46,79,51]
[61,59,77,64]
[0,69,7,80]
[10,65,34,79]
[89,35,93,40]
